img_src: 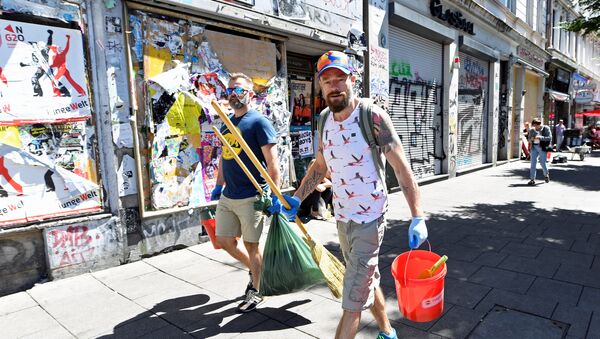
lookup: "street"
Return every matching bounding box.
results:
[1,153,599,338]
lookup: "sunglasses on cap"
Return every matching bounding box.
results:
[226,87,249,96]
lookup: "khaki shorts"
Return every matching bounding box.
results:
[337,215,386,312]
[215,195,264,243]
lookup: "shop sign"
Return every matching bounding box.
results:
[516,46,546,70]
[572,73,596,90]
[575,90,594,104]
[430,0,474,35]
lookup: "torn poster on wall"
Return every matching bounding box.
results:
[0,19,91,125]
[118,154,137,196]
[0,144,101,227]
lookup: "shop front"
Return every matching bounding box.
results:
[0,0,364,295]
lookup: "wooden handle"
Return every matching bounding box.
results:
[429,255,448,273]
[209,100,311,238]
[212,126,263,194]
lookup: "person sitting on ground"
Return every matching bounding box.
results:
[298,159,332,220]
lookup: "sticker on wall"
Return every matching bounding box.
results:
[118,154,137,196]
[0,19,91,125]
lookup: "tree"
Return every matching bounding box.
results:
[562,0,600,36]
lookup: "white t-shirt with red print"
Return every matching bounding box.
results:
[322,105,387,224]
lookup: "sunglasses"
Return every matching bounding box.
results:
[226,87,249,96]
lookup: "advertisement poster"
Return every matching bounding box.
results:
[290,126,313,159]
[0,19,91,125]
[0,144,101,227]
[290,80,312,126]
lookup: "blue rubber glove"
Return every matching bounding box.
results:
[211,185,223,201]
[408,217,428,249]
[268,194,301,221]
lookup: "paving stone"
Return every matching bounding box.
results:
[538,247,594,269]
[236,319,315,338]
[469,267,535,294]
[541,226,589,242]
[101,270,199,301]
[475,288,556,318]
[526,277,582,307]
[524,234,574,250]
[571,237,600,256]
[469,306,567,339]
[472,252,508,267]
[444,277,491,308]
[358,319,443,339]
[588,311,600,339]
[258,291,327,323]
[578,287,600,312]
[284,297,348,337]
[28,275,147,338]
[444,259,480,280]
[0,306,74,338]
[0,291,37,316]
[435,243,481,262]
[498,255,559,278]
[429,305,486,338]
[144,324,194,338]
[187,244,246,270]
[95,313,172,338]
[91,261,157,284]
[552,304,592,339]
[500,242,543,258]
[459,235,510,253]
[555,264,600,289]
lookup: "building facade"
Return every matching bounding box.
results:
[1,0,599,295]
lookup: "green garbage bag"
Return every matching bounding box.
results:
[253,188,272,214]
[260,213,324,296]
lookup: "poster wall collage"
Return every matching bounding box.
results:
[0,18,101,227]
[128,11,292,213]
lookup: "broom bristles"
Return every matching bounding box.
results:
[305,238,345,299]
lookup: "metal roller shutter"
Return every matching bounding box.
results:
[388,26,443,181]
[457,52,489,170]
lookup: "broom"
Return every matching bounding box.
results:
[208,99,344,299]
[212,127,324,295]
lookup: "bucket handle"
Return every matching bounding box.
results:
[403,239,432,286]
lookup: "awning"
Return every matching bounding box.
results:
[547,90,570,102]
[515,57,549,77]
[575,110,600,117]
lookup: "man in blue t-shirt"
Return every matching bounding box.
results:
[211,73,279,313]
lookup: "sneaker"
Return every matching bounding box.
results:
[237,288,263,313]
[244,271,253,296]
[545,175,550,183]
[377,328,397,339]
[527,180,535,186]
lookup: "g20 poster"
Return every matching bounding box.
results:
[0,19,91,125]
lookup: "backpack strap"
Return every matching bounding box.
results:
[317,107,331,151]
[357,99,387,191]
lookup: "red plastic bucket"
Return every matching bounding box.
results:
[391,250,447,322]
[201,218,220,249]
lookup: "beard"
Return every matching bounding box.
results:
[325,87,353,113]
[228,96,247,110]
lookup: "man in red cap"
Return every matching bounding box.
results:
[271,51,428,339]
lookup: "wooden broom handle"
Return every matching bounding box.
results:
[210,100,311,238]
[212,126,263,194]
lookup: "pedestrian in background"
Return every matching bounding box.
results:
[270,51,428,339]
[211,73,280,312]
[555,119,565,151]
[528,118,552,186]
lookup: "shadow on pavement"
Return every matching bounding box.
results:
[506,163,600,191]
[99,294,312,338]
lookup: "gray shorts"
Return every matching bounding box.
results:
[215,195,264,243]
[337,215,386,312]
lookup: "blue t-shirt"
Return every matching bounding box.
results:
[220,109,277,199]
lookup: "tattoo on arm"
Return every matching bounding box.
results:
[296,169,325,200]
[373,109,401,154]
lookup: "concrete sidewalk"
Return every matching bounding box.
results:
[1,153,599,338]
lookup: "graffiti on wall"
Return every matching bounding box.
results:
[459,57,488,90]
[389,79,441,179]
[141,209,202,255]
[275,0,355,36]
[457,88,485,167]
[45,219,119,269]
